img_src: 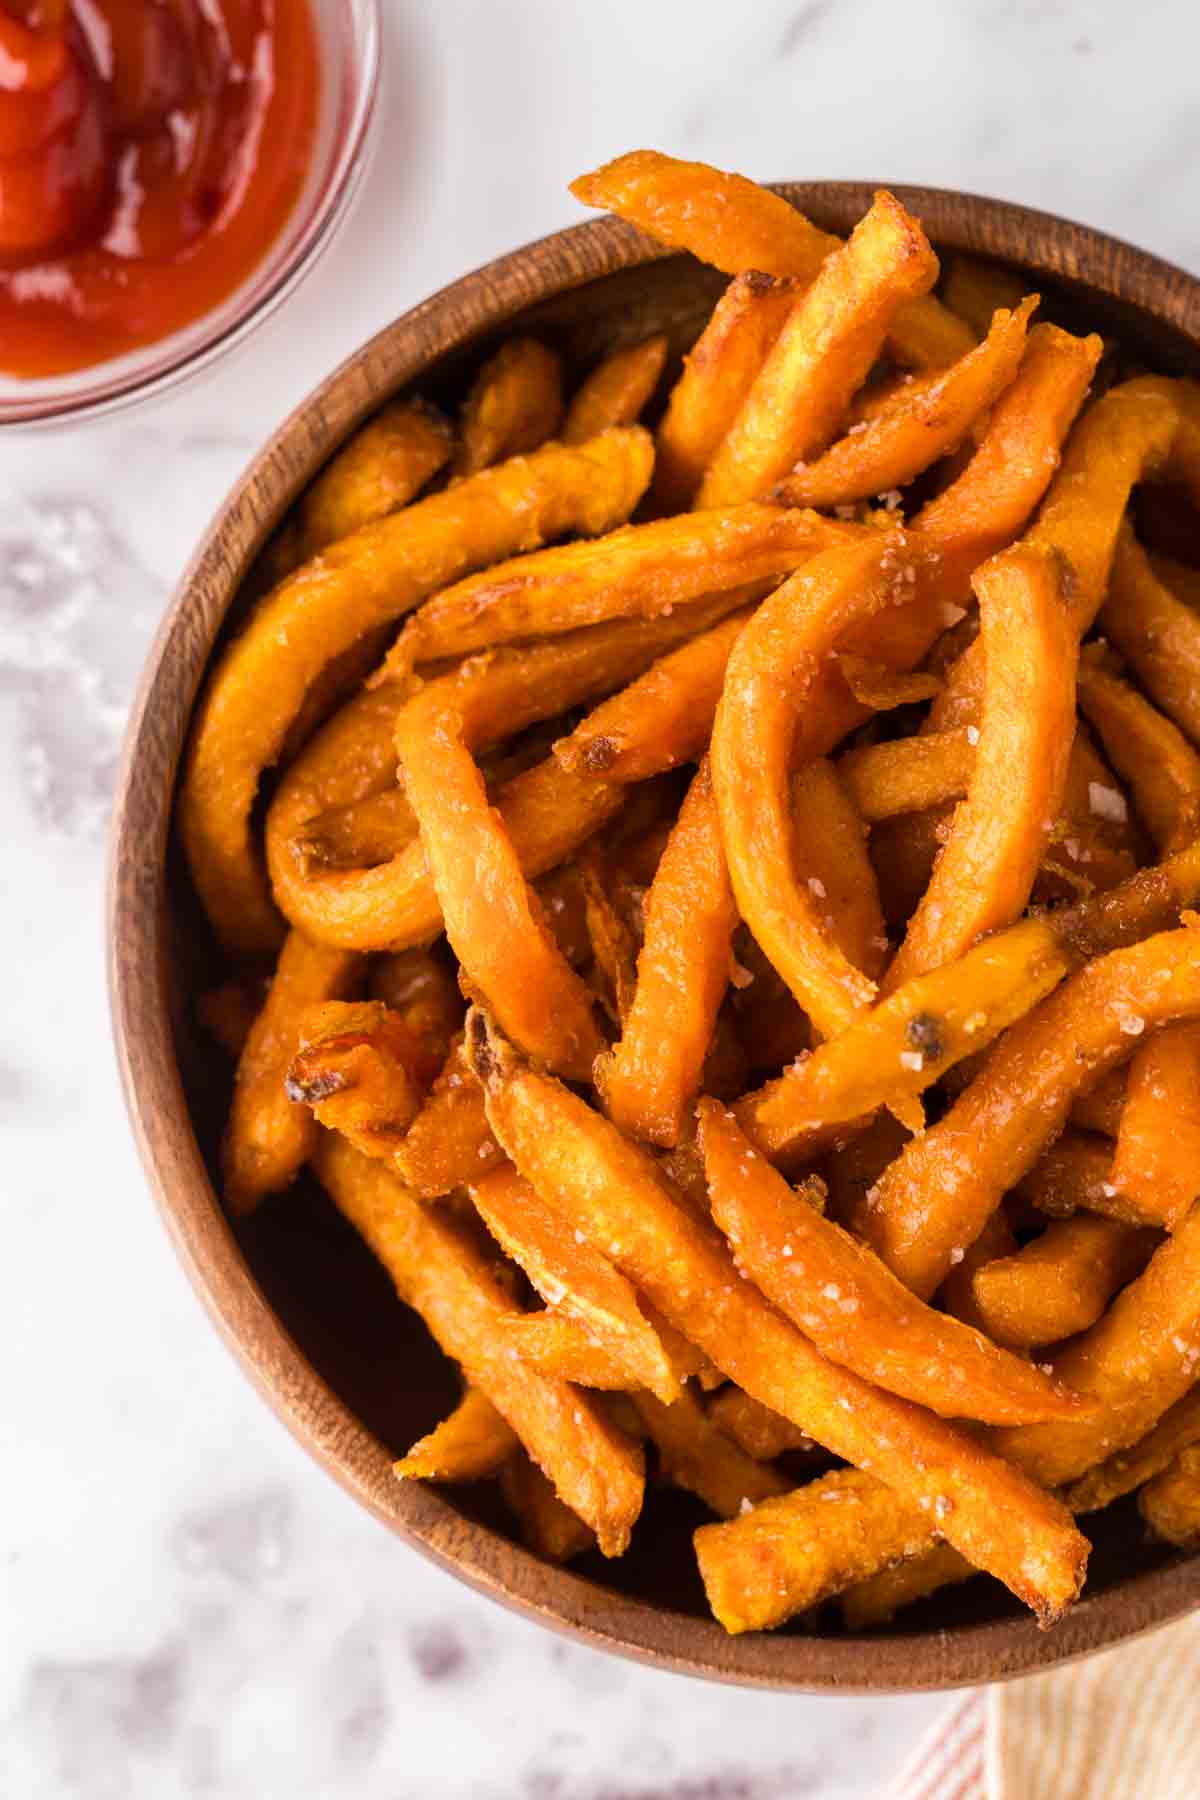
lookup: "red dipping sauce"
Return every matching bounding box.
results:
[0,0,320,377]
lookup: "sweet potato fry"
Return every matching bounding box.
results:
[379,506,857,678]
[453,338,563,477]
[965,1216,1159,1351]
[1109,1022,1200,1230]
[1069,1069,1127,1139]
[1102,524,1200,747]
[937,1208,1019,1336]
[928,378,1180,732]
[1015,1131,1166,1230]
[865,927,1200,1298]
[706,1387,816,1462]
[1138,1445,1200,1547]
[223,932,362,1216]
[695,1470,937,1635]
[468,1009,1088,1624]
[569,150,973,371]
[839,730,973,822]
[632,1387,790,1518]
[696,193,938,506]
[698,1101,1090,1425]
[824,1111,912,1226]
[564,334,668,443]
[394,1035,504,1198]
[884,546,1077,989]
[500,1453,595,1562]
[595,761,738,1146]
[394,697,603,1078]
[292,398,454,566]
[577,849,638,1024]
[182,429,653,952]
[285,999,434,1156]
[394,1387,517,1482]
[994,1203,1200,1488]
[469,1165,678,1404]
[835,657,943,712]
[941,255,1028,338]
[736,841,1200,1169]
[197,981,259,1059]
[774,298,1035,510]
[1077,655,1200,855]
[650,274,800,512]
[369,947,464,1069]
[1065,1385,1200,1515]
[311,1132,643,1554]
[840,1542,978,1630]
[790,759,888,984]
[711,532,927,1039]
[499,1312,647,1390]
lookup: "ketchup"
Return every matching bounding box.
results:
[0,0,320,378]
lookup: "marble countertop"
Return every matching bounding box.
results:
[4,1,1197,1793]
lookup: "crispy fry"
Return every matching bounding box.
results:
[699,1101,1090,1425]
[865,927,1200,1298]
[197,980,259,1059]
[1138,1446,1200,1548]
[695,1470,938,1635]
[379,506,857,677]
[499,1312,651,1390]
[1069,1068,1127,1139]
[966,1216,1159,1351]
[706,1387,816,1461]
[839,730,974,822]
[884,546,1077,988]
[453,339,563,476]
[737,841,1200,1169]
[1102,524,1200,747]
[569,150,973,371]
[835,656,943,712]
[1109,1022,1200,1229]
[941,255,1028,338]
[578,850,638,1023]
[1065,1386,1200,1514]
[277,398,454,574]
[774,298,1035,510]
[223,933,361,1216]
[1015,1131,1167,1230]
[929,378,1180,732]
[1078,655,1200,855]
[995,1204,1200,1488]
[285,999,434,1155]
[696,192,938,506]
[394,1035,504,1198]
[840,1542,978,1630]
[564,334,668,443]
[369,947,463,1069]
[311,1132,643,1554]
[470,1165,678,1403]
[711,532,925,1039]
[824,1111,912,1226]
[595,761,738,1146]
[937,1208,1019,1336]
[468,1010,1088,1623]
[791,759,888,984]
[182,430,653,952]
[633,1387,790,1517]
[394,1387,517,1481]
[395,697,603,1078]
[554,607,752,784]
[650,274,800,512]
[500,1453,596,1562]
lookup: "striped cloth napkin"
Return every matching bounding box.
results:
[883,1614,1200,1798]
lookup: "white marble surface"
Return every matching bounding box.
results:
[3,1,1198,1793]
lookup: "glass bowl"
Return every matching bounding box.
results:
[0,0,380,429]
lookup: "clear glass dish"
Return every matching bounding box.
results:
[0,0,380,429]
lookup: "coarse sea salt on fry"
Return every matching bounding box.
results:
[696,192,938,506]
[632,1386,791,1519]
[467,1009,1088,1625]
[311,1131,644,1555]
[569,149,974,371]
[884,544,1077,989]
[1065,1386,1200,1515]
[706,1387,817,1462]
[181,428,653,953]
[698,1101,1092,1426]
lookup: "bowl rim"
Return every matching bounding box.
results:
[0,0,382,431]
[109,181,1200,1693]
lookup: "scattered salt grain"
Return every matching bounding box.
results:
[807,876,827,898]
[1118,1013,1146,1037]
[899,1050,924,1072]
[878,488,903,511]
[939,603,966,628]
[739,1497,754,1516]
[1089,782,1127,822]
[963,1011,987,1034]
[949,1247,965,1266]
[965,725,980,746]
[823,1283,842,1300]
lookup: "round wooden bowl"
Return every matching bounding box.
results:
[110,185,1200,1692]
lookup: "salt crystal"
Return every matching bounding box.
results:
[782,1244,794,1258]
[807,876,827,898]
[739,1496,754,1516]
[963,1011,986,1034]
[949,1247,965,1266]
[939,603,966,628]
[1118,1013,1146,1037]
[1089,782,1127,822]
[899,1049,924,1072]
[823,1283,842,1300]
[966,725,980,746]
[878,488,903,511]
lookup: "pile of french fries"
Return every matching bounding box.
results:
[180,151,1200,1636]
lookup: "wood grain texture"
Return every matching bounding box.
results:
[109,185,1200,1693]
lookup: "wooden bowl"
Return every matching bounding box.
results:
[110,184,1200,1692]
